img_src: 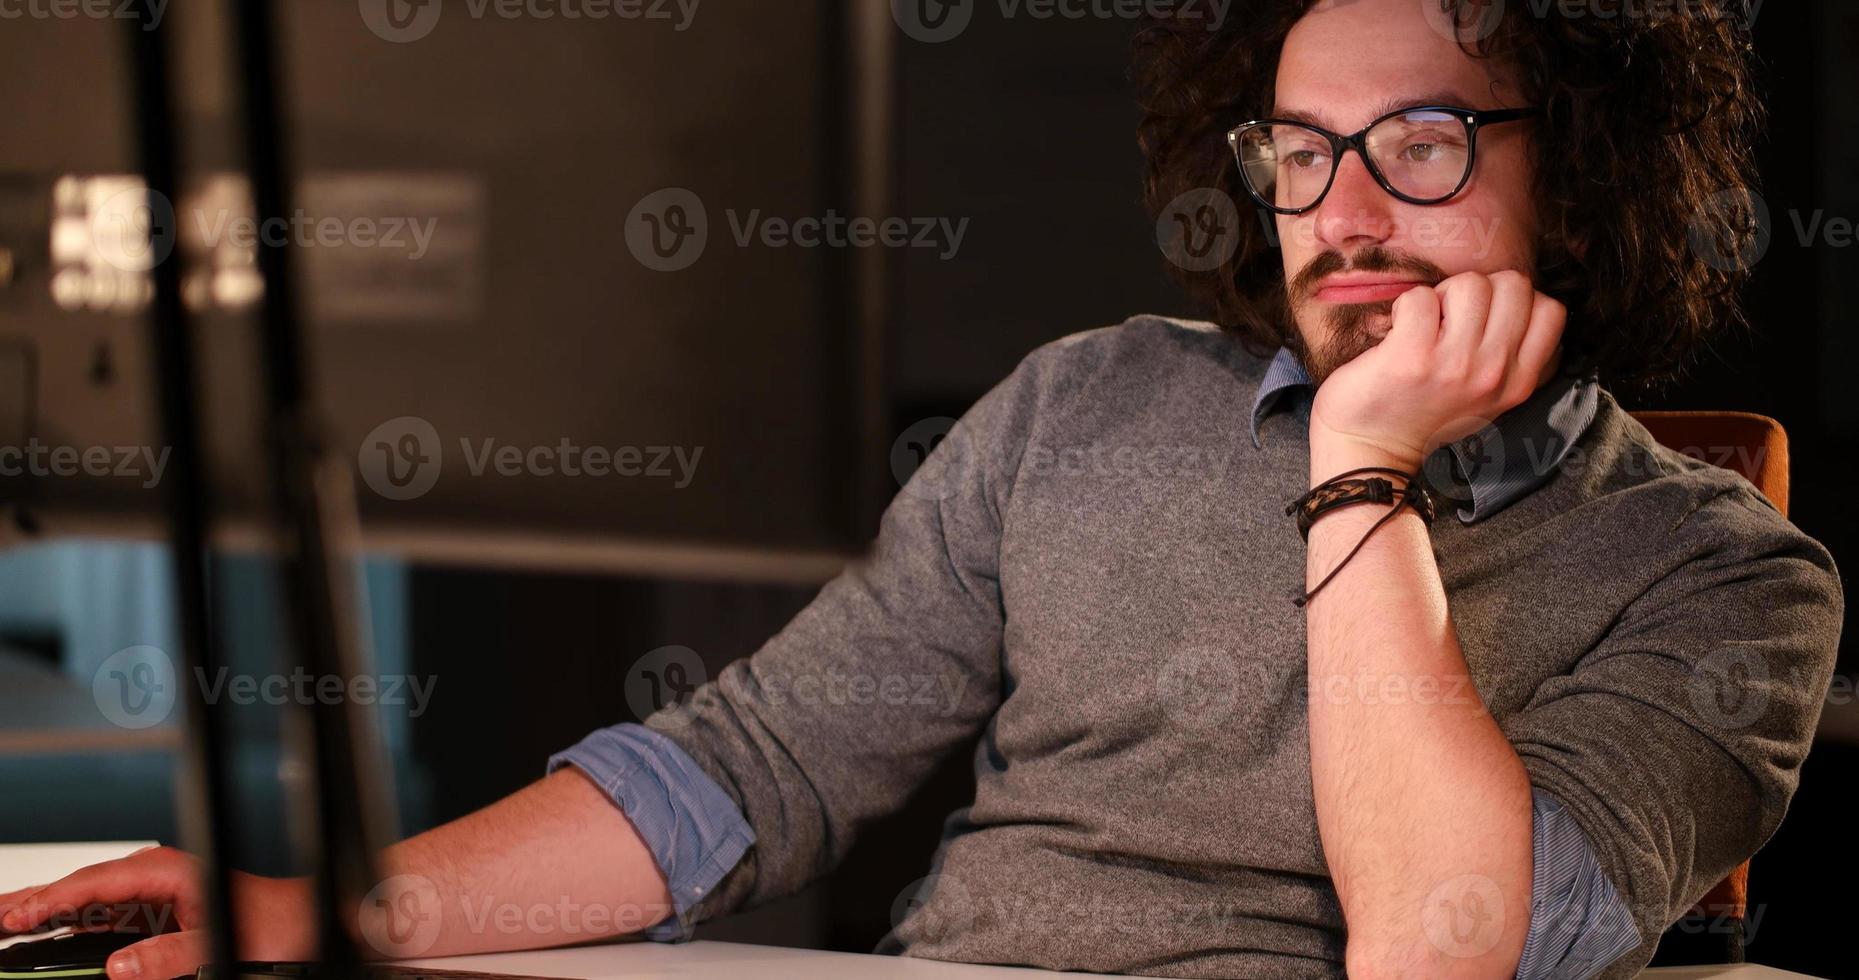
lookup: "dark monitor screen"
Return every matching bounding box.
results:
[0,2,880,580]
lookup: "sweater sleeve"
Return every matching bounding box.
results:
[638,345,1050,923]
[1501,482,1843,978]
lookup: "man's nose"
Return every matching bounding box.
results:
[1312,151,1395,251]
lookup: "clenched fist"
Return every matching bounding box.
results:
[1308,269,1566,478]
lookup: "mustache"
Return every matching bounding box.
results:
[1289,247,1449,304]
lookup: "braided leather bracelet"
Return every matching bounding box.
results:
[1285,467,1436,541]
[1287,467,1436,607]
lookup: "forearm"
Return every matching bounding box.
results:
[361,768,674,959]
[1303,458,1532,979]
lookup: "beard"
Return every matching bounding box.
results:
[1285,246,1448,385]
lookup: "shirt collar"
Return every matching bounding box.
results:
[1248,346,1314,449]
[1248,346,1599,524]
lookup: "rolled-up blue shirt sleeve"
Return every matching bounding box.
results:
[1514,789,1642,979]
[548,722,755,942]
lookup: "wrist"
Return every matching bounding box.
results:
[1308,436,1425,486]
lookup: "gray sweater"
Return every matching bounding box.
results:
[655,316,1844,978]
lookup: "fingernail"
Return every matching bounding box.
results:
[108,951,141,980]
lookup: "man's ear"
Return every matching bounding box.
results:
[1564,230,1590,263]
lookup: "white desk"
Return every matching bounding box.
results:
[396,942,1829,979]
[0,846,1828,979]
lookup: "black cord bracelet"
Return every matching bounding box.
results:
[1288,467,1435,607]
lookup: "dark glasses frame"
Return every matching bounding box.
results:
[1225,105,1541,215]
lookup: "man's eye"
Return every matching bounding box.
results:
[1286,149,1328,169]
[1390,131,1465,165]
[1402,142,1440,163]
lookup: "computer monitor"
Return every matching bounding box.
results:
[0,0,888,582]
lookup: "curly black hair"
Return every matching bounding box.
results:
[1132,0,1766,389]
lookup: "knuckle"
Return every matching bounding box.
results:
[149,932,202,965]
[1466,364,1505,396]
[1489,269,1529,290]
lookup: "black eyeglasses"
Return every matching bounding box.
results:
[1226,105,1540,215]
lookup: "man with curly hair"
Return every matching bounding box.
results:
[1,2,1840,979]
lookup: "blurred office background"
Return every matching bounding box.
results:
[0,2,1852,977]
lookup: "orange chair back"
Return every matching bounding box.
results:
[1629,410,1791,930]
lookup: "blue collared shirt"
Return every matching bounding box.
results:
[557,345,1637,977]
